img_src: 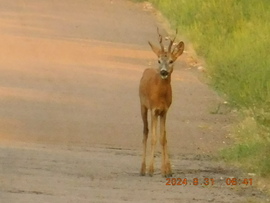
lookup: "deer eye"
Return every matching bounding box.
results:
[158,60,161,64]
[169,60,173,64]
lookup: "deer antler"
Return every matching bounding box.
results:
[168,28,178,53]
[157,27,164,52]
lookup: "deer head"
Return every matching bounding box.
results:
[148,28,185,79]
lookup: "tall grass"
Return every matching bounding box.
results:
[149,0,270,112]
[147,0,270,176]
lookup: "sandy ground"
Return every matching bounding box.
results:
[0,0,268,202]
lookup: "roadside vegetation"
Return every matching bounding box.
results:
[140,0,270,178]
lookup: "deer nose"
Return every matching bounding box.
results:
[160,69,169,77]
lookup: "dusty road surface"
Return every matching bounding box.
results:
[0,0,268,202]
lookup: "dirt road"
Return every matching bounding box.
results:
[0,0,267,202]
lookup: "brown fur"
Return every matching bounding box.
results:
[139,30,184,177]
[139,68,172,114]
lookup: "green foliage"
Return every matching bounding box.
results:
[221,115,270,177]
[149,0,270,125]
[147,0,270,176]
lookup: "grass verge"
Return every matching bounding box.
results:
[221,112,270,177]
[136,0,270,178]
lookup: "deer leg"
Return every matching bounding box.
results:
[148,110,158,176]
[140,105,148,176]
[160,113,172,177]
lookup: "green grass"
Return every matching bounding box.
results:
[221,114,270,177]
[142,0,270,176]
[148,0,270,112]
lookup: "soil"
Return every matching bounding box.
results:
[0,0,268,202]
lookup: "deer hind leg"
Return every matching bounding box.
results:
[160,113,172,177]
[140,105,148,176]
[148,109,158,176]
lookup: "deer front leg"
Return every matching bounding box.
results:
[140,105,148,176]
[149,110,158,176]
[160,113,172,177]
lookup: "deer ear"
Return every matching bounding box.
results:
[172,41,184,60]
[148,41,161,56]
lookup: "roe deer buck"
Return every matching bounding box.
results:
[139,28,184,177]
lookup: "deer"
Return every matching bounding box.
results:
[139,28,184,177]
